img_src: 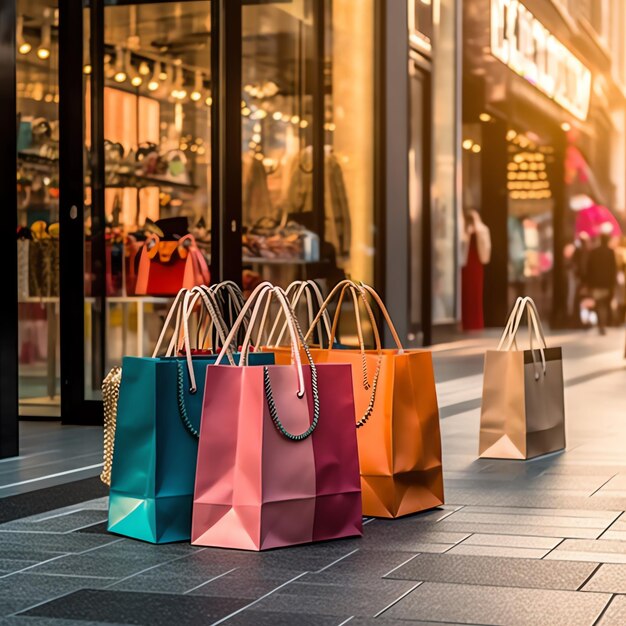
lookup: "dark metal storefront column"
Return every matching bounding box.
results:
[0,0,19,458]
[59,0,89,424]
[481,116,509,327]
[216,0,242,284]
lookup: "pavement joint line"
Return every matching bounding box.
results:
[0,464,103,491]
[314,548,360,573]
[373,581,422,618]
[596,511,625,540]
[0,552,68,580]
[183,567,239,595]
[31,508,88,523]
[7,588,80,619]
[104,550,204,589]
[335,617,354,626]
[77,537,126,555]
[61,519,109,534]
[434,507,463,523]
[577,562,604,591]
[588,475,620,498]
[591,593,617,626]
[209,571,309,626]
[382,553,420,578]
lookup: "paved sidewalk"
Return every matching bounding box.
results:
[1,328,626,625]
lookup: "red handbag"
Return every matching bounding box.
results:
[134,233,210,296]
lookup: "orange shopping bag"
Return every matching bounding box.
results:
[262,280,444,518]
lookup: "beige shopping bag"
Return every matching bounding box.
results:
[479,297,566,460]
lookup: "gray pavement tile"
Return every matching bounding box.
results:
[602,530,626,541]
[545,539,626,564]
[444,488,626,512]
[460,533,562,549]
[25,550,190,579]
[0,532,121,555]
[443,510,613,530]
[189,569,311,599]
[0,560,40,575]
[0,573,113,616]
[300,550,420,583]
[0,511,107,534]
[435,520,602,539]
[583,564,626,593]
[445,544,549,559]
[20,589,248,625]
[1,618,119,626]
[220,610,343,625]
[597,595,626,625]
[383,581,610,626]
[461,505,620,521]
[250,579,419,618]
[384,553,597,590]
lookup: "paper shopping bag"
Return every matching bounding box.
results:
[192,284,362,550]
[479,297,565,460]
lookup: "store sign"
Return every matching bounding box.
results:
[490,0,592,121]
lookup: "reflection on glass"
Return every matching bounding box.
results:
[83,2,212,399]
[16,0,61,416]
[432,0,457,323]
[241,0,375,302]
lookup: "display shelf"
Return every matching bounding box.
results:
[104,172,197,191]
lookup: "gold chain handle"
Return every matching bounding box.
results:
[101,366,122,486]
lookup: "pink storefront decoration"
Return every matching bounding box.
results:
[191,283,362,551]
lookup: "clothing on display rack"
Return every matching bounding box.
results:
[285,145,352,257]
[243,153,274,226]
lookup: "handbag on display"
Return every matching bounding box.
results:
[106,287,274,543]
[28,221,59,298]
[191,283,362,550]
[479,296,566,460]
[264,280,444,518]
[134,232,210,296]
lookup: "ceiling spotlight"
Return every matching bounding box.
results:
[171,65,187,100]
[138,61,150,76]
[37,9,52,60]
[83,64,92,75]
[113,46,127,83]
[147,61,161,91]
[205,95,212,106]
[17,15,32,55]
[561,122,571,132]
[190,71,203,102]
[126,52,142,87]
[479,113,492,122]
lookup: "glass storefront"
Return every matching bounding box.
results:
[13,0,379,419]
[16,0,61,416]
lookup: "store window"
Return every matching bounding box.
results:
[506,129,556,317]
[240,0,376,297]
[16,0,61,416]
[432,0,458,323]
[83,1,212,396]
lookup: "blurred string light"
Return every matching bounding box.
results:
[113,46,127,83]
[37,8,52,60]
[128,51,143,87]
[17,15,31,55]
[148,61,161,91]
[190,71,203,102]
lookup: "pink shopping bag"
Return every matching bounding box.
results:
[191,283,362,550]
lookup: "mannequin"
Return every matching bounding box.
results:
[461,209,491,331]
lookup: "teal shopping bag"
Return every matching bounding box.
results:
[108,351,274,544]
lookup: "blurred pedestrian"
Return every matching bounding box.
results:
[586,224,617,335]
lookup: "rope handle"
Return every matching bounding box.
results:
[261,281,333,348]
[215,283,320,440]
